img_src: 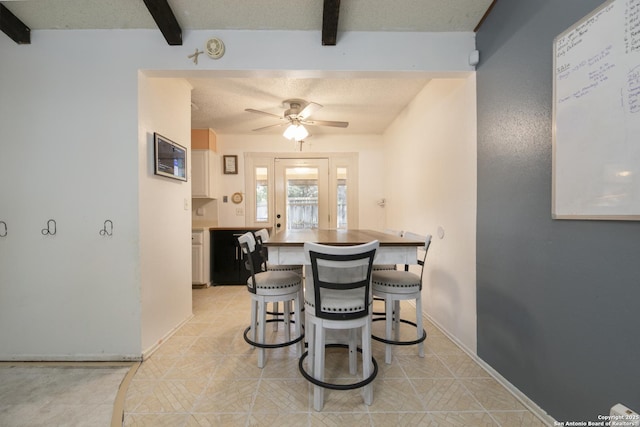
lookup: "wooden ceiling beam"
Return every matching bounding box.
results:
[0,4,31,44]
[322,0,340,46]
[143,0,182,45]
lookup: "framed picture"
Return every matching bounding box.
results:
[223,155,238,174]
[154,133,187,181]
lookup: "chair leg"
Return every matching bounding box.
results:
[258,300,266,368]
[294,295,303,357]
[307,314,315,376]
[272,301,279,332]
[385,299,393,364]
[416,296,425,358]
[393,300,401,342]
[283,300,291,343]
[362,318,373,405]
[250,299,258,345]
[348,328,357,375]
[313,322,325,411]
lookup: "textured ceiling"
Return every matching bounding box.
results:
[189,77,432,136]
[1,0,492,136]
[2,0,492,32]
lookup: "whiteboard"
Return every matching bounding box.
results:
[553,0,640,220]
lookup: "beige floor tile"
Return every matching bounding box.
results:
[310,411,371,426]
[429,411,500,426]
[369,378,426,412]
[372,356,406,379]
[252,378,310,412]
[134,378,208,413]
[162,354,223,379]
[173,321,212,336]
[133,356,179,380]
[151,335,198,357]
[261,355,305,379]
[411,378,484,411]
[193,379,257,413]
[370,412,435,426]
[186,412,249,426]
[462,378,527,411]
[399,354,453,378]
[124,412,189,426]
[314,387,369,413]
[438,354,492,379]
[424,336,467,356]
[123,379,156,412]
[249,411,310,426]
[214,355,264,379]
[490,411,548,426]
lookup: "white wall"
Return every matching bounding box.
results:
[0,27,475,360]
[0,32,146,359]
[216,134,386,229]
[383,76,478,352]
[138,76,193,354]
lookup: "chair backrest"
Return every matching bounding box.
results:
[253,228,270,267]
[383,228,403,237]
[254,228,269,244]
[304,240,379,321]
[237,232,261,293]
[402,232,432,287]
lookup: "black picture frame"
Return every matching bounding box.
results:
[154,133,187,181]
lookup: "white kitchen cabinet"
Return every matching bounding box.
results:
[192,149,219,199]
[192,229,211,286]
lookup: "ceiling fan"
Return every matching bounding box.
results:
[245,99,349,141]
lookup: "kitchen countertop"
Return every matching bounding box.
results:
[208,226,273,231]
[192,222,272,232]
[192,221,218,231]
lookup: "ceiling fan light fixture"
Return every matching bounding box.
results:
[283,124,309,141]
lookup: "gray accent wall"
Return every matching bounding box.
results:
[476,0,640,421]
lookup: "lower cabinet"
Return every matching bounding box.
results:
[211,228,262,285]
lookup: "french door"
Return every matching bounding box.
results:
[274,158,329,232]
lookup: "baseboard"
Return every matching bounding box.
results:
[141,313,194,360]
[0,355,142,362]
[409,301,556,426]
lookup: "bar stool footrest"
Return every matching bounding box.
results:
[298,344,378,391]
[371,317,427,346]
[243,320,305,349]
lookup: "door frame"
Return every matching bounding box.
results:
[244,152,359,229]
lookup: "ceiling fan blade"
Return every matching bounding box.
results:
[297,102,322,120]
[302,119,349,128]
[245,108,284,119]
[252,122,288,131]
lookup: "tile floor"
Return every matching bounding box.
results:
[123,285,548,427]
[0,364,131,426]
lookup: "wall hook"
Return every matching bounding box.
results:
[0,221,7,237]
[42,219,57,236]
[100,220,113,237]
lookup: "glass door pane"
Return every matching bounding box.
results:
[337,167,348,229]
[275,159,329,232]
[255,167,269,222]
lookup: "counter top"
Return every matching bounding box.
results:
[209,226,273,231]
[192,221,217,231]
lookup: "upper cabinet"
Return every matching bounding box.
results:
[191,129,220,199]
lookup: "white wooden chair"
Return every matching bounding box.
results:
[371,232,432,364]
[254,228,304,331]
[299,240,379,411]
[237,232,304,368]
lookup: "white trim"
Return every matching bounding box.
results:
[141,314,194,360]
